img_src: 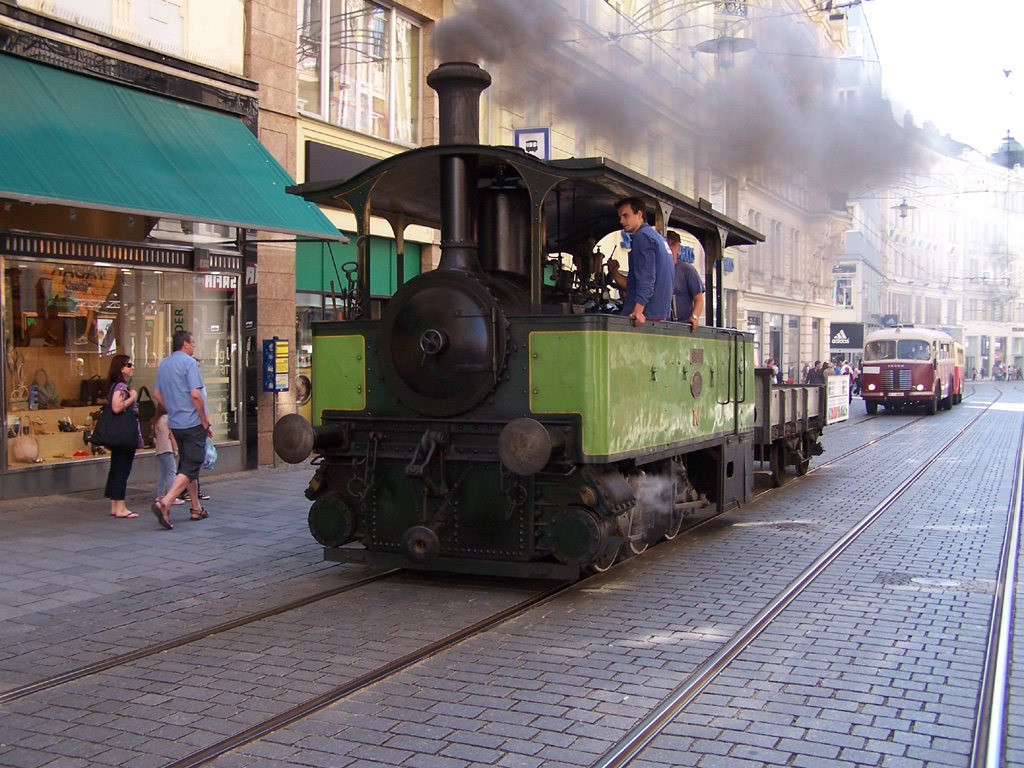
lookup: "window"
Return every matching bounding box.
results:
[865,340,895,361]
[297,0,421,145]
[833,276,853,308]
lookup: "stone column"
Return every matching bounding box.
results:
[246,0,300,465]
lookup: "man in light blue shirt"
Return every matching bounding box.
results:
[151,330,212,529]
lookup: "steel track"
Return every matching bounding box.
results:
[163,579,575,768]
[592,388,1008,768]
[0,569,401,705]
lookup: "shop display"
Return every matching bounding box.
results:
[4,261,237,472]
[4,406,152,465]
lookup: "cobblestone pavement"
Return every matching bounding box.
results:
[0,384,1021,768]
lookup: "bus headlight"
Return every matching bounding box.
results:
[867,383,876,391]
[916,384,925,391]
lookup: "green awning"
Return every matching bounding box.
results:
[0,54,342,240]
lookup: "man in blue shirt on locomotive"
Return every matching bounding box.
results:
[607,196,675,326]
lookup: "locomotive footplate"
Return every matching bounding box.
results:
[322,545,580,581]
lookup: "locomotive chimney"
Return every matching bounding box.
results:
[427,62,491,272]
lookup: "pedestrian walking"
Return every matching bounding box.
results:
[151,329,213,530]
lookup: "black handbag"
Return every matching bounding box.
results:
[79,375,107,405]
[136,386,156,421]
[136,386,156,447]
[89,387,139,450]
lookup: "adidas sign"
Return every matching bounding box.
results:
[831,329,851,345]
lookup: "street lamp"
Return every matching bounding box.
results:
[693,0,755,69]
[694,34,756,68]
[892,199,915,219]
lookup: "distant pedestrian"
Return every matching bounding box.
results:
[151,330,213,530]
[808,361,826,385]
[104,354,141,519]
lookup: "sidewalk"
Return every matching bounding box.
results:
[0,461,327,630]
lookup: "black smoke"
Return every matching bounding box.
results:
[431,1,925,194]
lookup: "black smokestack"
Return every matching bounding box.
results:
[427,61,490,145]
[427,62,491,271]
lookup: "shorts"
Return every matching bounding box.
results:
[172,424,207,481]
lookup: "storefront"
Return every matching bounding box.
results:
[0,51,340,498]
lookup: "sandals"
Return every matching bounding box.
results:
[190,508,209,521]
[112,510,139,518]
[151,501,173,530]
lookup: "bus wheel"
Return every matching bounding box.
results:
[865,400,878,415]
[924,395,937,415]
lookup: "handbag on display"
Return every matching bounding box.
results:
[31,369,59,409]
[136,386,156,447]
[136,386,156,421]
[10,420,39,463]
[79,375,106,405]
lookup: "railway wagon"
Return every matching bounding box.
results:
[861,326,958,415]
[273,62,826,579]
[753,369,826,487]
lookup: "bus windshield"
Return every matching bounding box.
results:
[865,339,933,361]
[865,340,896,360]
[897,340,932,360]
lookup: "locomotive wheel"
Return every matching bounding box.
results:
[620,509,649,557]
[795,452,810,477]
[663,506,685,540]
[585,549,618,574]
[769,442,787,487]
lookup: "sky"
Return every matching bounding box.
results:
[862,0,1024,153]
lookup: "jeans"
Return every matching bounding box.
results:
[156,451,176,498]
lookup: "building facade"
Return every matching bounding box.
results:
[0,0,340,497]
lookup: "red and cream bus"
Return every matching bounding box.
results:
[953,342,966,404]
[861,326,958,415]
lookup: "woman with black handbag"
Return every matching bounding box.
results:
[104,354,141,519]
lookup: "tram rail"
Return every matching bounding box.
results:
[592,389,1013,768]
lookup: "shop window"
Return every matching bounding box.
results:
[4,262,239,469]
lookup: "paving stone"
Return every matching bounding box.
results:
[1,393,1022,768]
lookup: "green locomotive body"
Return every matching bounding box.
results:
[300,313,755,579]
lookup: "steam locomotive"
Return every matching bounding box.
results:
[273,62,827,579]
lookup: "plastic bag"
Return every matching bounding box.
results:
[203,437,218,470]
